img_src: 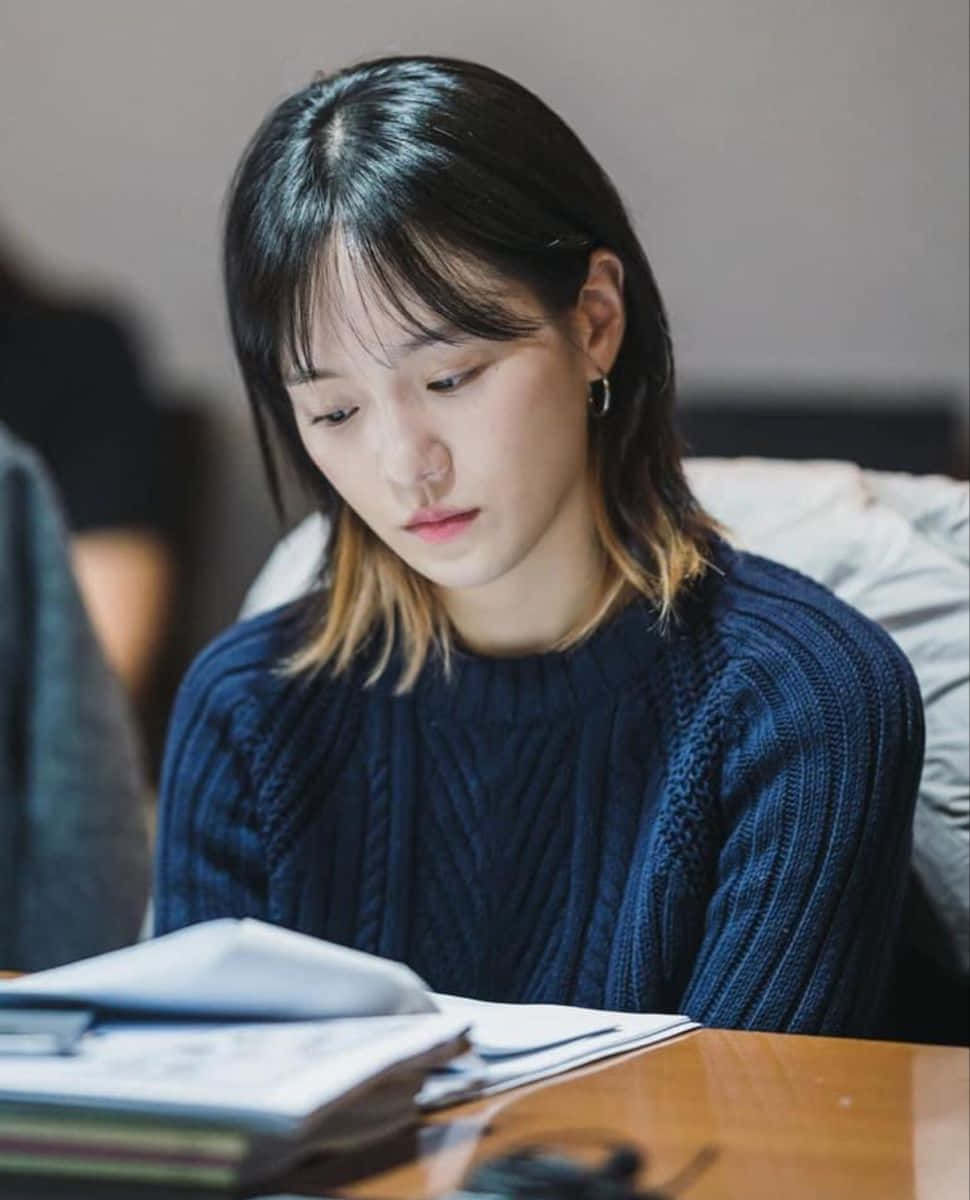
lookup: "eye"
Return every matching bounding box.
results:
[427,366,482,393]
[310,406,359,427]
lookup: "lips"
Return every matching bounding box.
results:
[404,508,480,543]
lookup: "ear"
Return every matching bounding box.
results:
[573,249,626,381]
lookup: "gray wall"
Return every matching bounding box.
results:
[1,0,967,637]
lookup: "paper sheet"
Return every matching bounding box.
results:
[420,996,697,1106]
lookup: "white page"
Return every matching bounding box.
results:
[432,994,620,1055]
[420,998,698,1108]
[0,1013,468,1135]
[417,1012,696,1104]
[0,920,436,1020]
[471,1017,695,1086]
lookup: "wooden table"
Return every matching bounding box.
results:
[286,1029,969,1200]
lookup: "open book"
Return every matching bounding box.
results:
[0,919,696,1187]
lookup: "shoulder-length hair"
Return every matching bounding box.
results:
[224,55,721,691]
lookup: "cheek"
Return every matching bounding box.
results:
[483,360,588,490]
[299,432,331,488]
[299,434,367,511]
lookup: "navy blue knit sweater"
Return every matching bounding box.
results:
[155,540,924,1035]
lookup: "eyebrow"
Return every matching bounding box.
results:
[283,324,472,385]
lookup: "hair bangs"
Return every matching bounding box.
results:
[280,218,550,386]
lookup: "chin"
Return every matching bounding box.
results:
[404,551,509,593]
[415,562,495,590]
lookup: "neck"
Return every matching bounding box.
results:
[438,496,606,658]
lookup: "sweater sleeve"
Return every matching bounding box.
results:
[153,646,269,935]
[678,616,925,1036]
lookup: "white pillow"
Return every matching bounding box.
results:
[241,458,970,978]
[240,511,329,621]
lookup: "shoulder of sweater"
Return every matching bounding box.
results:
[174,597,350,726]
[0,425,48,480]
[708,540,923,710]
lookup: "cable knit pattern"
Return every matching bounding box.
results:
[155,539,924,1035]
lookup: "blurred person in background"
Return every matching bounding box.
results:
[0,230,175,710]
[0,425,150,969]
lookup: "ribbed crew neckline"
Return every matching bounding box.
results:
[410,597,664,723]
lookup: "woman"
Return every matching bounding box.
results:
[156,56,924,1035]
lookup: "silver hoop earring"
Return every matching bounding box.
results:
[587,375,611,419]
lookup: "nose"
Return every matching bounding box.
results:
[375,404,452,498]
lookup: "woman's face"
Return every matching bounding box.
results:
[287,268,600,606]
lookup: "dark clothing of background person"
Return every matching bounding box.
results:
[0,304,163,537]
[0,256,175,725]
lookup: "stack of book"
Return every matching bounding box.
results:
[0,919,696,1189]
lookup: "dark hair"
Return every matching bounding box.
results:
[224,55,718,684]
